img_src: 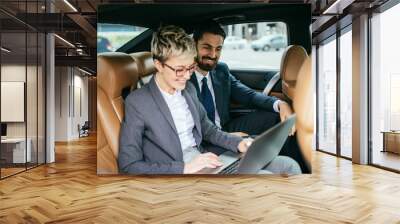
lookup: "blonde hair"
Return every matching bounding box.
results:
[151,25,196,63]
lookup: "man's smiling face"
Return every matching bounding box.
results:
[196,32,224,71]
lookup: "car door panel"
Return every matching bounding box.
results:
[228,69,283,117]
[230,69,278,90]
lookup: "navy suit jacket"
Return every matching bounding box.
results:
[190,62,278,127]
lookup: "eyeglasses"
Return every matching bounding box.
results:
[163,62,197,77]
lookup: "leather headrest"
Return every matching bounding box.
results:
[130,51,156,78]
[280,45,308,82]
[293,56,313,134]
[97,52,139,99]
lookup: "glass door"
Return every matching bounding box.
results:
[317,36,337,155]
[1,6,28,178]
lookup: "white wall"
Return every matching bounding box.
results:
[70,72,89,139]
[1,82,25,122]
[1,63,46,164]
[54,67,89,141]
[1,65,26,133]
[54,66,69,141]
[1,65,37,138]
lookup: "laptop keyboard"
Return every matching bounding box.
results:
[219,159,241,174]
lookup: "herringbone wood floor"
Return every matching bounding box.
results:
[1,135,400,224]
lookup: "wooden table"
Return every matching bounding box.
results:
[381,131,400,154]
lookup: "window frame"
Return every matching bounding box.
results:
[315,23,353,161]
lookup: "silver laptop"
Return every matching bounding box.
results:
[197,115,296,174]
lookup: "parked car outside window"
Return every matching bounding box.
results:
[221,22,288,70]
[223,36,247,49]
[251,35,287,52]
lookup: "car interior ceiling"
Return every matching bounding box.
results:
[98,3,311,112]
[101,3,310,100]
[98,4,311,54]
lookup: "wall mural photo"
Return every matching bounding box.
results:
[96,3,312,175]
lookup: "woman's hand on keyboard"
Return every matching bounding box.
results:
[183,152,223,174]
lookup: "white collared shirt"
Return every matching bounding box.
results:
[156,83,197,151]
[194,70,222,128]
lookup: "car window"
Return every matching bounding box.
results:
[97,23,147,53]
[220,22,288,70]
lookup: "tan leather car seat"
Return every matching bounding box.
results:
[280,45,308,101]
[130,52,156,87]
[97,52,139,174]
[293,56,313,172]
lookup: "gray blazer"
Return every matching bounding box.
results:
[119,76,243,174]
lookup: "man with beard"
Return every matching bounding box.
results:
[189,21,310,173]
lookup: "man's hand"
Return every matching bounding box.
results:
[238,138,253,153]
[183,152,223,174]
[278,101,296,136]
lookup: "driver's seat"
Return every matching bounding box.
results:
[280,45,308,101]
[293,56,313,172]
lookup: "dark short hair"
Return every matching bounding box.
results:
[193,20,226,42]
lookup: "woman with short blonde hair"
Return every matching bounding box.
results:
[119,25,254,174]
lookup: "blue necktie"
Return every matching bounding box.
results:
[201,77,215,124]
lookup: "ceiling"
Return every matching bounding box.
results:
[1,0,99,73]
[0,0,392,75]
